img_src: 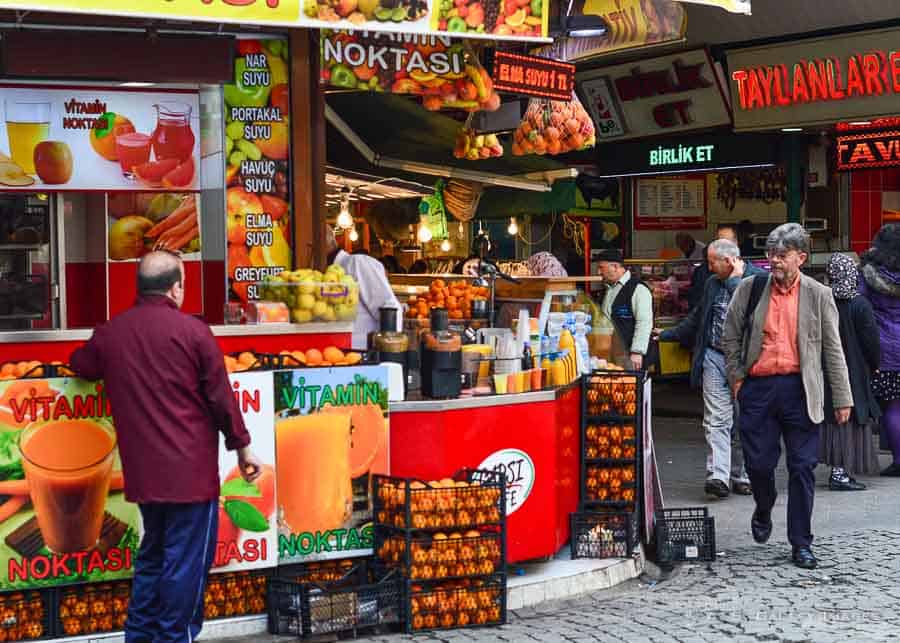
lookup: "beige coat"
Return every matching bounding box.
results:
[722,273,852,424]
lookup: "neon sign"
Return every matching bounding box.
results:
[836,131,900,170]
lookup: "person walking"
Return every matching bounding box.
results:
[660,239,764,499]
[858,223,900,476]
[820,253,881,490]
[69,250,261,642]
[596,249,653,371]
[722,223,851,570]
[687,224,739,312]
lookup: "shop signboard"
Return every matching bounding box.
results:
[0,84,199,192]
[537,0,685,62]
[633,174,706,230]
[224,39,293,305]
[212,371,278,574]
[836,131,900,171]
[727,27,900,131]
[488,51,575,101]
[0,0,549,43]
[577,48,731,143]
[0,378,139,591]
[273,365,390,564]
[476,448,535,515]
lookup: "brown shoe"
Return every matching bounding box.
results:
[732,481,752,496]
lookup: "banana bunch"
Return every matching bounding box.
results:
[442,179,483,221]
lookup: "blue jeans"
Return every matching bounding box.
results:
[125,501,218,643]
[702,349,749,485]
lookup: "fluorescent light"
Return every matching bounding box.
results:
[119,82,155,87]
[781,127,803,132]
[595,163,775,179]
[849,121,872,126]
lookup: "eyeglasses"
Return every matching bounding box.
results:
[766,249,800,261]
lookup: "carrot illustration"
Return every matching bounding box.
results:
[0,495,28,522]
[164,225,199,252]
[145,198,196,239]
[155,210,198,250]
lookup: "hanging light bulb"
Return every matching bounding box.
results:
[507,217,518,236]
[440,239,451,252]
[336,190,353,229]
[458,221,465,237]
[348,227,359,242]
[417,222,432,244]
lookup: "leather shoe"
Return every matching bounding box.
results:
[705,479,730,499]
[880,463,900,477]
[751,509,772,544]
[792,546,818,569]
[829,476,866,491]
[732,481,752,496]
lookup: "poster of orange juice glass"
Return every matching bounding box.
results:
[0,84,199,191]
[0,377,139,591]
[211,371,278,574]
[273,366,390,564]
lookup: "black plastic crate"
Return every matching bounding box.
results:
[583,370,642,420]
[57,582,129,637]
[0,589,53,640]
[570,512,638,559]
[268,570,402,638]
[405,574,506,633]
[278,558,371,584]
[582,464,638,509]
[373,469,505,532]
[655,507,716,564]
[204,570,270,621]
[375,526,504,581]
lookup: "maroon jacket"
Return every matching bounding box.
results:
[70,296,250,504]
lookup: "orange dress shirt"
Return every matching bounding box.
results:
[749,275,801,377]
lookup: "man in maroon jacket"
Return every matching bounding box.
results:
[71,250,261,643]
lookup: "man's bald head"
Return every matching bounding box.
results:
[138,251,185,307]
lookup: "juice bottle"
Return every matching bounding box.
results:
[151,102,195,162]
[275,412,352,534]
[20,419,116,553]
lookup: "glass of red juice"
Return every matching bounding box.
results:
[152,102,195,162]
[116,132,151,179]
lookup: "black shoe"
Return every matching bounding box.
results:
[705,479,730,499]
[751,509,772,544]
[732,481,752,496]
[792,546,818,569]
[829,475,866,491]
[880,463,900,477]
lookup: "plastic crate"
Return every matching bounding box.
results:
[570,512,638,559]
[375,526,504,580]
[373,469,506,532]
[0,589,53,640]
[655,507,716,564]
[204,570,269,621]
[278,558,371,584]
[57,582,129,637]
[583,370,642,420]
[582,464,638,509]
[267,571,402,638]
[406,575,506,633]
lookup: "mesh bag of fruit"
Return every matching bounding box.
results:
[511,91,596,156]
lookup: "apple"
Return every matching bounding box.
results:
[33,141,73,184]
[336,0,358,17]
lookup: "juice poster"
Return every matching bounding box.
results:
[0,378,139,591]
[107,192,202,262]
[0,84,199,191]
[211,371,278,574]
[224,38,292,305]
[273,366,390,564]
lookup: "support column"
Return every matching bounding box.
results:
[786,135,805,224]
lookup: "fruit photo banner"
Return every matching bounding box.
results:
[0,84,199,191]
[213,371,278,574]
[273,365,390,564]
[225,39,293,305]
[320,32,501,112]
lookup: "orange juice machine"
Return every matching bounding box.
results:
[369,307,410,392]
[421,307,462,399]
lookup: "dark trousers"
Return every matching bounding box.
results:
[125,501,218,643]
[738,375,819,548]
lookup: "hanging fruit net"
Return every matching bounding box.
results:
[511,91,596,156]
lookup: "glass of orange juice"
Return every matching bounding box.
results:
[275,412,353,535]
[5,101,50,175]
[19,419,116,554]
[116,133,152,179]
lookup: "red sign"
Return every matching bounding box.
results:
[490,52,575,101]
[731,51,900,111]
[837,131,900,170]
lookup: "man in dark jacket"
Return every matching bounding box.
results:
[687,224,739,311]
[70,251,261,643]
[660,239,764,498]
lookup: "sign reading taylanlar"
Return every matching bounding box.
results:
[837,131,900,171]
[489,51,574,101]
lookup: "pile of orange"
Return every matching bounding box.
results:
[378,530,501,580]
[59,583,128,637]
[376,478,502,530]
[409,580,502,630]
[0,360,75,380]
[204,572,267,621]
[407,279,489,320]
[223,348,363,373]
[584,464,637,504]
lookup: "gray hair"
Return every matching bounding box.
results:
[766,223,810,255]
[708,238,740,259]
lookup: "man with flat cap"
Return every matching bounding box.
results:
[596,249,654,371]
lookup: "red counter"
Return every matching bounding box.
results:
[388,385,580,564]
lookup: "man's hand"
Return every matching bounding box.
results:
[731,257,746,279]
[629,353,643,371]
[732,379,743,399]
[834,407,852,425]
[237,447,263,483]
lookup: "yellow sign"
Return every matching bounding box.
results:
[0,0,299,24]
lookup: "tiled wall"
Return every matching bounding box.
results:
[850,168,900,253]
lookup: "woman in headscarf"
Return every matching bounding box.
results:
[820,253,881,489]
[859,224,900,476]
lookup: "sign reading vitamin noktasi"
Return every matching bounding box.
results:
[727,26,900,131]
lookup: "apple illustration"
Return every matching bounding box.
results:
[33,141,73,184]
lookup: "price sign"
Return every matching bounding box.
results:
[490,51,575,101]
[477,448,536,515]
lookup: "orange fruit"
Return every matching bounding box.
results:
[90,113,135,161]
[290,350,307,365]
[322,346,344,364]
[319,402,387,478]
[223,356,238,373]
[0,363,15,378]
[238,352,257,367]
[305,348,323,366]
[345,352,362,365]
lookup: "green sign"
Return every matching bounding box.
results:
[649,143,716,168]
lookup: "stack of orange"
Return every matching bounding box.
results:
[281,347,362,368]
[406,279,489,321]
[0,361,46,380]
[223,351,259,374]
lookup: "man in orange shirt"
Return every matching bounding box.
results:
[722,223,852,570]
